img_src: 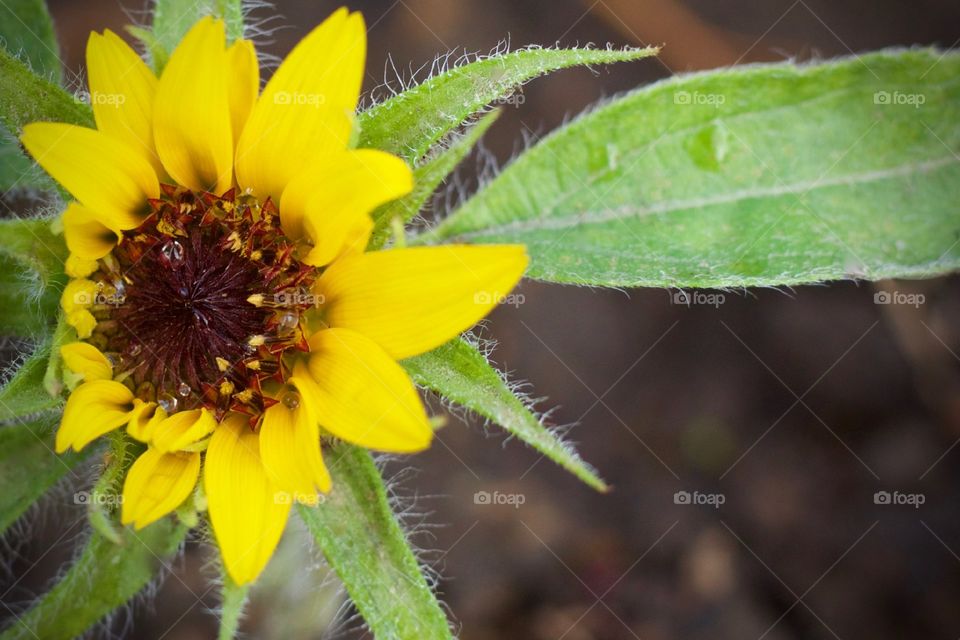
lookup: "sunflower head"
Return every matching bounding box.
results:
[22,9,527,585]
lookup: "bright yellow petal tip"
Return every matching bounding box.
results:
[154,16,233,194]
[315,245,530,360]
[151,408,217,452]
[60,342,112,382]
[57,380,135,453]
[86,29,163,176]
[236,8,365,201]
[205,413,291,585]
[304,328,433,453]
[20,123,158,227]
[122,448,200,529]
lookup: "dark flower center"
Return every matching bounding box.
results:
[84,186,318,417]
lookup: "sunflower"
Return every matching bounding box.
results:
[21,9,527,585]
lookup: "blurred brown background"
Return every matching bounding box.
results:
[3,0,960,638]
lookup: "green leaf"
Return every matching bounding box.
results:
[0,216,66,281]
[359,46,659,163]
[0,124,51,191]
[0,46,92,134]
[403,338,608,492]
[0,340,61,421]
[0,1,61,192]
[0,0,62,82]
[151,0,244,72]
[297,442,453,640]
[0,254,58,337]
[0,217,67,337]
[425,49,960,287]
[0,414,84,534]
[370,109,502,249]
[0,519,189,640]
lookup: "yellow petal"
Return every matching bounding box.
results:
[236,9,364,202]
[259,369,331,500]
[67,310,97,339]
[279,149,413,265]
[20,123,158,226]
[151,408,217,452]
[315,246,529,359]
[126,400,166,442]
[57,380,134,453]
[154,17,233,194]
[86,30,164,176]
[121,448,200,529]
[226,39,259,147]
[303,328,432,453]
[62,202,121,260]
[60,342,112,382]
[205,413,291,585]
[64,255,99,278]
[60,278,96,314]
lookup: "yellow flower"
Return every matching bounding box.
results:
[21,10,527,585]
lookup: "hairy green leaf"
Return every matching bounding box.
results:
[404,338,608,491]
[359,46,659,163]
[0,519,188,640]
[0,0,61,191]
[0,414,83,534]
[426,49,960,287]
[298,442,453,640]
[0,46,92,134]
[0,341,61,421]
[0,124,51,191]
[0,0,61,82]
[151,0,244,71]
[370,109,502,249]
[0,257,58,337]
[0,218,67,337]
